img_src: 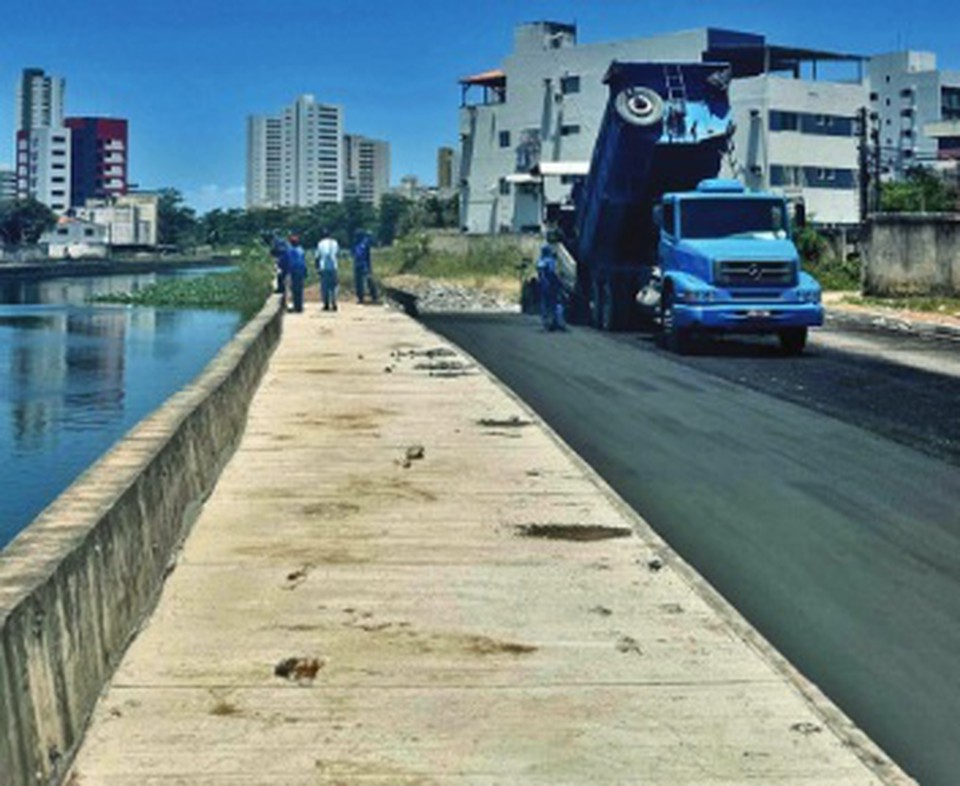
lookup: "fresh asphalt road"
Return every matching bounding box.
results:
[422,312,960,786]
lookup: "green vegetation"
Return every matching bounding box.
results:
[880,167,959,213]
[844,294,960,316]
[374,233,530,287]
[0,198,57,245]
[156,189,459,253]
[793,225,861,291]
[92,250,274,320]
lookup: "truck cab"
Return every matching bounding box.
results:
[654,179,823,354]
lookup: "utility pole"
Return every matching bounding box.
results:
[858,107,869,223]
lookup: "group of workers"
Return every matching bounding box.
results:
[269,229,565,332]
[271,230,379,313]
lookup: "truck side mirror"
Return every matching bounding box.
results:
[653,205,663,228]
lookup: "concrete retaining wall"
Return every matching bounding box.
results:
[863,213,960,295]
[0,295,283,786]
[421,230,542,259]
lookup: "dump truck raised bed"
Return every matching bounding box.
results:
[567,61,823,354]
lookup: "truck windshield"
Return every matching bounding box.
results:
[679,198,787,240]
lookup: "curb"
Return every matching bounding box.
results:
[825,307,960,343]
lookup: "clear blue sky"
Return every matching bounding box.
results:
[2,0,956,213]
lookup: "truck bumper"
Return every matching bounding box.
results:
[674,303,824,333]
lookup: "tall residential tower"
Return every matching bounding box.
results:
[343,134,390,205]
[246,95,344,208]
[15,68,71,213]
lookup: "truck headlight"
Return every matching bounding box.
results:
[683,290,716,304]
[798,289,821,304]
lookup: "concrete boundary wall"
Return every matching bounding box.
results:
[863,213,960,296]
[0,294,283,786]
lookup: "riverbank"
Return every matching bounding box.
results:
[0,256,236,281]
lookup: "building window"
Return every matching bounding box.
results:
[770,165,802,187]
[560,75,580,94]
[560,124,581,136]
[498,178,511,196]
[942,87,960,120]
[769,111,799,131]
[869,92,878,101]
[499,130,511,148]
[84,228,96,237]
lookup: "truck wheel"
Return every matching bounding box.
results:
[778,328,808,356]
[659,289,689,354]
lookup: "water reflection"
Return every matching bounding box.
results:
[0,269,240,550]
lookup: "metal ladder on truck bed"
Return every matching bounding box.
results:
[664,64,688,137]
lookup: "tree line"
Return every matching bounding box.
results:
[0,189,459,250]
[158,189,460,250]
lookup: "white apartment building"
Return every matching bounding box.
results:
[16,67,65,130]
[730,77,865,225]
[0,165,15,202]
[17,126,72,214]
[14,68,72,213]
[246,95,344,208]
[282,95,343,206]
[246,116,282,207]
[458,22,866,232]
[77,192,159,247]
[40,216,108,259]
[868,51,960,177]
[343,134,390,205]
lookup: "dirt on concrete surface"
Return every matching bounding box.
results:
[516,523,635,541]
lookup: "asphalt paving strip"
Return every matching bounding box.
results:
[610,324,960,468]
[421,310,960,786]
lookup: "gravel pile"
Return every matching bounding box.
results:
[388,280,520,314]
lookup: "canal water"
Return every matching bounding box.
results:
[0,269,242,551]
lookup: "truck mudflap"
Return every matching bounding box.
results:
[672,302,824,333]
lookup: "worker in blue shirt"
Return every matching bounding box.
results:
[285,235,307,313]
[352,231,378,303]
[536,242,566,331]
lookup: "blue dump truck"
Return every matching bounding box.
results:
[565,61,823,354]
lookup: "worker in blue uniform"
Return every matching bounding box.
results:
[352,231,378,303]
[285,235,307,313]
[536,242,566,331]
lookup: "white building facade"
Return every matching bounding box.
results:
[0,165,15,202]
[246,116,282,208]
[14,68,72,213]
[868,51,960,177]
[458,22,867,232]
[729,77,865,225]
[343,134,390,205]
[40,217,108,259]
[76,192,159,247]
[17,127,72,214]
[246,95,344,208]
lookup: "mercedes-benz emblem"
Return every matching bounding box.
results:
[747,263,762,280]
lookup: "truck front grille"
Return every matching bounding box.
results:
[715,260,795,287]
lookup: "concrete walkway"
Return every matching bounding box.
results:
[68,300,912,785]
